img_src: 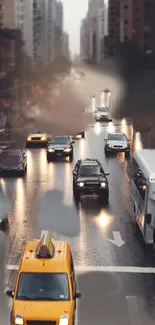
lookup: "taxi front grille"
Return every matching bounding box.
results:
[31,137,41,140]
[27,321,56,325]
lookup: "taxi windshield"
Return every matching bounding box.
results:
[16,272,70,301]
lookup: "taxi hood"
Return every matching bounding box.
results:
[13,300,72,321]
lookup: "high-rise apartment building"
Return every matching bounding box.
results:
[56,0,63,29]
[0,0,3,27]
[96,8,105,62]
[47,0,55,62]
[108,0,155,55]
[80,17,89,60]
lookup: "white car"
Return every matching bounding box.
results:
[104,132,130,158]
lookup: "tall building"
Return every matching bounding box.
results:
[108,0,155,55]
[0,0,3,27]
[62,31,70,59]
[55,0,63,29]
[96,8,105,63]
[108,0,120,55]
[86,0,105,62]
[32,0,43,64]
[47,0,56,62]
[3,0,32,58]
[80,16,89,60]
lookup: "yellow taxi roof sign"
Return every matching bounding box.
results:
[36,231,54,259]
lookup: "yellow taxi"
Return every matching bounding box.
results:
[26,130,49,146]
[6,231,81,325]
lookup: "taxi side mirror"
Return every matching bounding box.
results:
[73,170,77,176]
[72,141,75,144]
[146,214,151,224]
[105,172,109,176]
[6,289,14,298]
[74,292,82,299]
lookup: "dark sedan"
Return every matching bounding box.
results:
[46,136,74,161]
[0,149,27,176]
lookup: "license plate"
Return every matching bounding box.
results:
[57,153,62,156]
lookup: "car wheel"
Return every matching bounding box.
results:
[73,191,80,202]
[104,148,109,156]
[47,154,51,161]
[69,152,73,161]
[125,151,130,159]
[19,169,25,177]
[0,217,9,232]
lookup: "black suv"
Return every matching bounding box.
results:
[73,159,109,203]
[46,136,74,161]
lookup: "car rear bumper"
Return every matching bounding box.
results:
[95,117,112,121]
[105,147,130,152]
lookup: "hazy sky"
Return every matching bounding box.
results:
[63,0,88,56]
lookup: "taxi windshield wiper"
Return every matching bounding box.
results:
[30,297,64,301]
[17,295,33,300]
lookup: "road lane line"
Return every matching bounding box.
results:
[6,265,155,273]
[126,296,141,325]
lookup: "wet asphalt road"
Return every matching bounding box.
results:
[0,87,155,324]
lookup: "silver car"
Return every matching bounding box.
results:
[95,107,112,122]
[104,132,130,158]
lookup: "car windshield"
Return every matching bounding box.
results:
[79,165,102,176]
[16,272,70,301]
[108,134,126,141]
[97,107,108,112]
[50,137,70,144]
[0,151,22,164]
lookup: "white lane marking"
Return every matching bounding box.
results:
[108,231,125,247]
[6,265,155,273]
[126,296,141,325]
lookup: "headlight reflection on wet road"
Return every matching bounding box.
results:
[95,122,102,135]
[107,121,115,132]
[78,204,89,265]
[96,210,113,231]
[63,163,72,206]
[134,132,143,150]
[14,178,26,225]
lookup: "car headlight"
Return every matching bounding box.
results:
[107,144,112,147]
[27,137,31,141]
[64,148,71,152]
[41,136,46,140]
[48,148,55,152]
[77,182,84,187]
[59,314,68,325]
[15,315,24,325]
[101,182,106,187]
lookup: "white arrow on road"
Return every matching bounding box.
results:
[108,231,125,247]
